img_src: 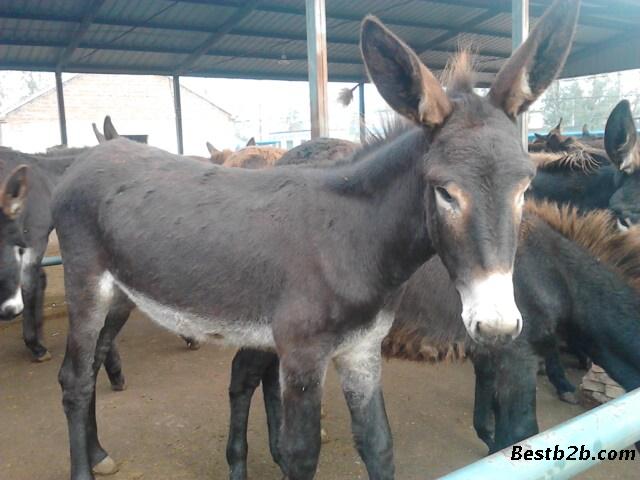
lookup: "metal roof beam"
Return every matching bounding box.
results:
[0,10,511,58]
[0,37,365,66]
[170,0,518,39]
[228,28,510,59]
[174,0,259,74]
[0,37,502,74]
[172,0,638,32]
[0,60,495,87]
[56,0,105,70]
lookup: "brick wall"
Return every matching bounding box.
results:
[580,364,625,404]
[0,74,239,155]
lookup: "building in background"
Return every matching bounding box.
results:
[0,74,240,155]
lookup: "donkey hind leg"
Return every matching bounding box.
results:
[261,352,285,473]
[59,272,127,480]
[333,342,394,480]
[88,294,133,474]
[544,345,578,404]
[226,349,275,480]
[279,349,328,480]
[492,346,539,453]
[103,341,126,392]
[22,264,50,361]
[471,353,497,453]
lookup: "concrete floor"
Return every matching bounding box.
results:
[0,263,637,479]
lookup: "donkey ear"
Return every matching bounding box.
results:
[206,141,219,155]
[550,117,563,135]
[533,133,545,141]
[360,16,452,128]
[605,100,638,172]
[489,0,580,118]
[103,116,120,140]
[92,123,106,144]
[1,165,28,220]
[245,137,256,147]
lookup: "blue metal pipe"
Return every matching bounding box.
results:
[41,255,62,267]
[439,387,640,480]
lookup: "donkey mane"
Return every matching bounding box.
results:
[326,119,426,196]
[382,331,467,364]
[529,141,606,172]
[441,49,476,95]
[524,200,640,292]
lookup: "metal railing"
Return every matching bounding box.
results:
[439,387,640,480]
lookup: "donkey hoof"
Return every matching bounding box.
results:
[92,456,119,476]
[34,350,52,363]
[559,391,579,405]
[111,381,127,392]
[320,427,329,444]
[185,338,201,350]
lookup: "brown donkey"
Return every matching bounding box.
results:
[53,1,579,479]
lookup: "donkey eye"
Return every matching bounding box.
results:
[435,186,454,204]
[617,217,631,232]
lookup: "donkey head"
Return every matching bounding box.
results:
[530,118,575,153]
[361,0,580,344]
[0,165,29,320]
[92,115,120,144]
[206,142,233,165]
[605,99,640,230]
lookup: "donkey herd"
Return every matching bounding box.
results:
[1,0,640,478]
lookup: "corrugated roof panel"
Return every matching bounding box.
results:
[0,17,74,45]
[236,10,307,37]
[100,0,239,30]
[419,50,457,69]
[476,12,513,36]
[0,44,61,67]
[0,0,635,80]
[329,20,446,48]
[213,34,310,60]
[439,34,511,57]
[5,0,87,18]
[84,24,206,52]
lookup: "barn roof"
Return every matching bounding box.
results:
[0,0,637,86]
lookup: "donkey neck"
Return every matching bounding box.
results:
[33,150,87,188]
[321,126,433,292]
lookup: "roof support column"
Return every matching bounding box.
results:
[358,81,366,143]
[305,0,329,139]
[173,75,184,155]
[55,71,68,146]
[512,0,529,148]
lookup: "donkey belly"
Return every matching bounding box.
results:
[107,272,275,349]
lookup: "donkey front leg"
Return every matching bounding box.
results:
[492,345,539,452]
[471,353,497,453]
[261,352,285,473]
[333,343,394,480]
[544,345,578,404]
[226,349,276,480]
[22,265,50,361]
[278,350,328,480]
